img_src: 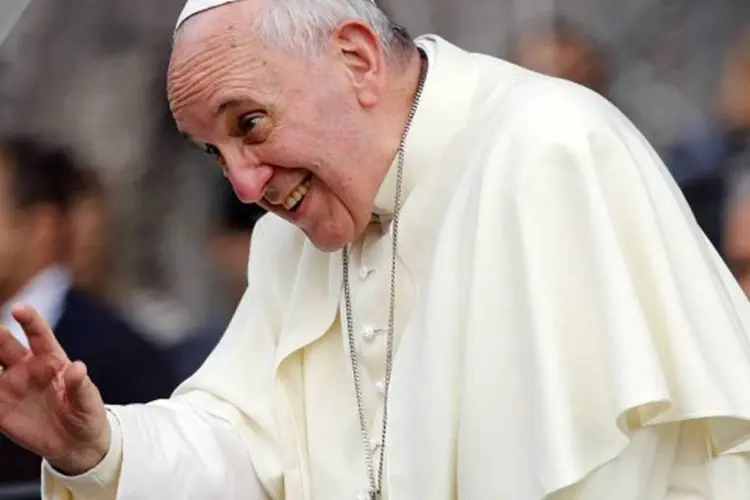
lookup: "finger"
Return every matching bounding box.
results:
[64,361,88,394]
[11,304,68,360]
[63,361,102,414]
[27,353,66,386]
[0,326,30,366]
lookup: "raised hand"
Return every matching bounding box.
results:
[0,304,109,475]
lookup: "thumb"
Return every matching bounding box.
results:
[63,361,103,417]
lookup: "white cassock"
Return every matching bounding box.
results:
[42,35,750,500]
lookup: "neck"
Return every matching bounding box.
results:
[374,48,425,181]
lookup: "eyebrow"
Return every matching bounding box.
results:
[214,97,265,118]
[178,97,264,145]
[214,99,242,118]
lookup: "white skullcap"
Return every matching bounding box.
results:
[175,0,380,34]
[175,0,242,33]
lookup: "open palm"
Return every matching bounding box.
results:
[0,305,108,473]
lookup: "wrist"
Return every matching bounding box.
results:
[48,423,111,476]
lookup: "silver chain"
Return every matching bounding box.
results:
[341,55,427,500]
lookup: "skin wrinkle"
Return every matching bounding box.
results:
[170,51,270,117]
[169,17,262,101]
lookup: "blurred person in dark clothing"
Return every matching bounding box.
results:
[168,184,265,380]
[0,135,178,486]
[68,168,115,300]
[723,159,750,296]
[665,26,750,253]
[680,172,727,255]
[667,27,750,183]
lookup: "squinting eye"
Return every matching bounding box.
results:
[204,144,220,158]
[238,113,263,134]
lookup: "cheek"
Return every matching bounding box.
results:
[310,167,357,212]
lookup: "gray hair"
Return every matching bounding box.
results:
[178,0,414,66]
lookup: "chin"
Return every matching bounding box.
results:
[304,224,359,253]
[307,234,351,253]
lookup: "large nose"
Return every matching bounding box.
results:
[223,148,274,204]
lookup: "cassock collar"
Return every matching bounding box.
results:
[372,35,474,217]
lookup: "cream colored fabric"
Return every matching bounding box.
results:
[42,411,122,499]
[42,35,750,500]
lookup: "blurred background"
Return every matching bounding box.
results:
[0,0,749,496]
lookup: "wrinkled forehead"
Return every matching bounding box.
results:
[169,10,237,70]
[167,26,278,109]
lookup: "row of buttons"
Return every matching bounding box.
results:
[354,257,385,500]
[360,325,386,399]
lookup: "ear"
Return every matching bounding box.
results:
[332,20,385,108]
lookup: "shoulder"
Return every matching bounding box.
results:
[445,76,668,218]
[466,75,656,181]
[60,288,135,335]
[472,69,637,147]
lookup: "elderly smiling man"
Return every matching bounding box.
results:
[2,0,750,499]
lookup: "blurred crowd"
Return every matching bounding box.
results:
[0,0,750,494]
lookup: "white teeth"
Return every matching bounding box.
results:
[283,178,311,210]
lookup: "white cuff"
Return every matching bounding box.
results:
[42,409,123,497]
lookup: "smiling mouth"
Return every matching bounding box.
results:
[283,174,312,212]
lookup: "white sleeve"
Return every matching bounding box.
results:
[41,401,268,500]
[42,410,123,500]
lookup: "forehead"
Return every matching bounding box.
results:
[166,9,290,114]
[169,31,277,98]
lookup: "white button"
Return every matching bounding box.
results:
[375,380,386,397]
[359,266,374,280]
[362,325,377,342]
